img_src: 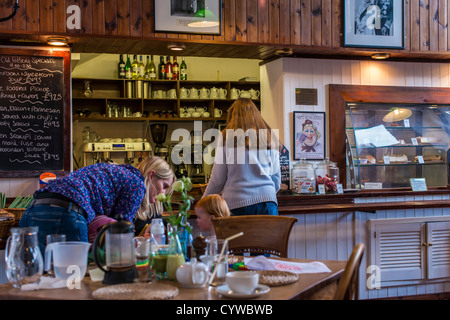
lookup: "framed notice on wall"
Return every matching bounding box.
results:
[293,112,326,160]
[343,0,405,49]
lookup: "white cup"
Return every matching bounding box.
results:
[226,271,259,295]
[214,108,222,118]
[180,87,190,99]
[167,89,177,99]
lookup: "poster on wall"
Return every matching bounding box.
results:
[293,112,326,160]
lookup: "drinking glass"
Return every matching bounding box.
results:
[134,237,151,283]
[205,238,228,286]
[45,234,66,277]
[150,244,170,280]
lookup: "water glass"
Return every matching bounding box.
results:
[151,244,170,280]
[45,234,66,277]
[205,238,228,286]
[134,237,151,283]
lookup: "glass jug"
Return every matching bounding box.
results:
[291,160,316,194]
[5,227,44,288]
[315,158,340,193]
[92,216,137,284]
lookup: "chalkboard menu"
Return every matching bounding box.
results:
[0,47,71,177]
[279,145,290,190]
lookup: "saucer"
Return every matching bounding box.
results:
[216,284,270,299]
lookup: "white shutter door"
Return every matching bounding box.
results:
[372,222,425,282]
[427,221,450,279]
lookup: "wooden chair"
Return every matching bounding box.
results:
[334,243,365,300]
[212,215,298,258]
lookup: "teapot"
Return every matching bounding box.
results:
[199,87,210,99]
[176,258,209,288]
[230,88,240,99]
[179,87,190,99]
[214,108,223,118]
[219,88,227,99]
[249,89,260,99]
[186,106,196,114]
[202,111,211,117]
[210,87,219,99]
[189,87,200,99]
[240,90,251,98]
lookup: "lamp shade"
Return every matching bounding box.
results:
[382,108,412,122]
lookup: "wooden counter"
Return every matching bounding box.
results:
[276,187,450,215]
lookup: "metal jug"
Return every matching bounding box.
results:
[5,227,44,288]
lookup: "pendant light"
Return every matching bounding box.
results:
[383,108,412,122]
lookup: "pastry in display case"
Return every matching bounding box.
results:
[345,103,450,189]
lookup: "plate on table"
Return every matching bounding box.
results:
[216,284,270,299]
[255,270,299,287]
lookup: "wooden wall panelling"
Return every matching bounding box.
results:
[25,0,40,32]
[246,0,258,43]
[52,0,65,33]
[117,0,130,37]
[279,0,290,44]
[92,0,105,35]
[39,0,52,32]
[105,0,118,35]
[130,0,142,38]
[410,0,420,51]
[11,0,26,31]
[290,0,301,45]
[430,0,439,51]
[0,0,13,30]
[301,0,311,45]
[438,0,448,51]
[269,0,280,43]
[235,0,247,42]
[321,0,331,46]
[404,0,411,51]
[258,0,269,43]
[420,0,430,50]
[331,0,341,48]
[311,0,321,46]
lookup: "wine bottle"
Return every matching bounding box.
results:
[132,55,139,79]
[180,58,187,81]
[125,55,132,79]
[149,55,157,79]
[172,56,179,80]
[138,55,145,79]
[158,56,165,80]
[165,56,173,80]
[118,54,125,79]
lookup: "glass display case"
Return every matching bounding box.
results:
[345,103,450,189]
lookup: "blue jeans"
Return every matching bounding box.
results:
[19,203,88,255]
[230,201,278,216]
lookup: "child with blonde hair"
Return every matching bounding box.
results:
[194,194,230,238]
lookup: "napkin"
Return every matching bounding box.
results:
[21,276,67,291]
[244,256,332,274]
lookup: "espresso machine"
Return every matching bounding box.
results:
[150,124,169,161]
[82,139,152,167]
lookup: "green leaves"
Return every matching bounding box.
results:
[157,176,193,233]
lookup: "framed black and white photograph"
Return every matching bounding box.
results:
[343,0,404,49]
[293,112,326,160]
[154,0,221,35]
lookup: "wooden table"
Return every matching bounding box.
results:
[0,258,346,300]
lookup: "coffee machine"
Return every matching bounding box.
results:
[150,124,169,161]
[82,140,152,167]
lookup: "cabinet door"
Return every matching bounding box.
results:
[426,221,450,279]
[370,221,426,282]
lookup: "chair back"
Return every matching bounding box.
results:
[212,215,298,258]
[334,243,365,300]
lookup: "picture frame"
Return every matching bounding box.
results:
[293,112,326,160]
[343,0,405,49]
[154,0,221,35]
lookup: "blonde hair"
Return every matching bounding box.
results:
[136,156,176,220]
[223,98,279,150]
[195,195,230,218]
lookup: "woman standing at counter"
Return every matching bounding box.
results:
[19,156,175,254]
[203,98,281,215]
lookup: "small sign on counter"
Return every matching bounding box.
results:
[364,182,383,189]
[410,178,428,191]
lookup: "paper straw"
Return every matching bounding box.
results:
[208,232,244,285]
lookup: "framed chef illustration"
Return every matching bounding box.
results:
[293,112,326,160]
[343,0,404,49]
